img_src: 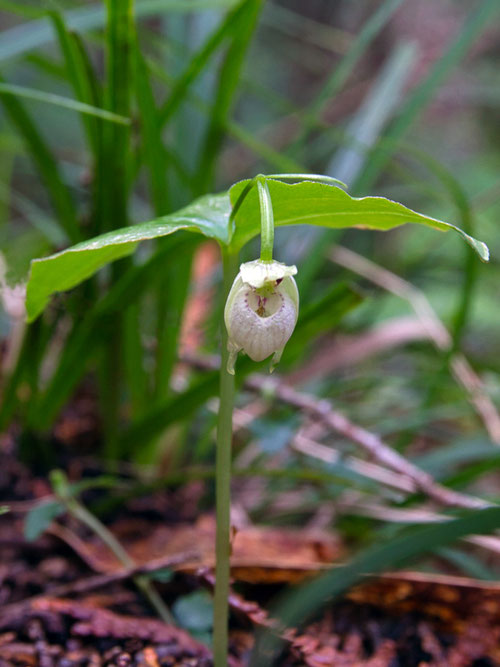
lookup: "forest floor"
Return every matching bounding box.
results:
[2,425,500,667]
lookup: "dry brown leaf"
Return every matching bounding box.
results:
[52,514,342,584]
[347,571,500,630]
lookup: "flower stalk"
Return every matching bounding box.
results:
[256,177,274,262]
[213,248,239,667]
[214,176,300,663]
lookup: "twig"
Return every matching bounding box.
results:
[250,376,488,511]
[0,551,198,621]
[291,425,500,554]
[335,498,500,554]
[182,353,489,512]
[224,396,414,496]
[330,245,500,444]
[292,424,415,495]
[52,482,175,625]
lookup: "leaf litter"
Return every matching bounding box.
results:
[2,445,500,665]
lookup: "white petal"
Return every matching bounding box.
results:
[239,259,297,289]
[226,278,298,362]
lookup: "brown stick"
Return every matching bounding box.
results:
[182,352,488,512]
[291,423,416,494]
[0,550,199,622]
[247,375,487,510]
[330,245,500,444]
[55,550,199,595]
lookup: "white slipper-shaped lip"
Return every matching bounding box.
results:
[224,260,299,374]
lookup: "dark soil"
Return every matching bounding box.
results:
[1,435,500,667]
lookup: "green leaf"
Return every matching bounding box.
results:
[195,0,263,191]
[133,44,170,214]
[173,590,214,632]
[27,242,137,323]
[355,0,500,192]
[25,193,230,322]
[25,175,489,323]
[49,10,103,154]
[0,72,80,244]
[145,568,174,584]
[157,0,251,129]
[0,1,241,63]
[24,499,65,541]
[0,82,129,124]
[228,178,490,261]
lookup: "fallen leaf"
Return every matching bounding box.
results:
[51,514,342,583]
[347,570,500,630]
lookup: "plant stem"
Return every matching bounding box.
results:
[99,0,134,458]
[213,248,239,667]
[53,478,174,625]
[257,178,274,262]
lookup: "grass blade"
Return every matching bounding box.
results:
[0,74,80,243]
[89,0,136,456]
[289,0,406,157]
[157,0,249,129]
[95,0,134,237]
[152,247,194,404]
[31,238,194,430]
[0,1,240,63]
[148,55,304,174]
[195,0,263,192]
[0,82,129,124]
[0,1,44,19]
[327,41,417,188]
[356,0,500,191]
[49,10,104,154]
[252,507,500,664]
[133,45,170,214]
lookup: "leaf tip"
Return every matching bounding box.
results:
[477,241,490,263]
[468,237,490,263]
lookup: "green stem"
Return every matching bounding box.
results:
[213,248,239,667]
[257,177,274,262]
[72,500,173,624]
[52,471,174,625]
[98,0,134,457]
[229,172,346,261]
